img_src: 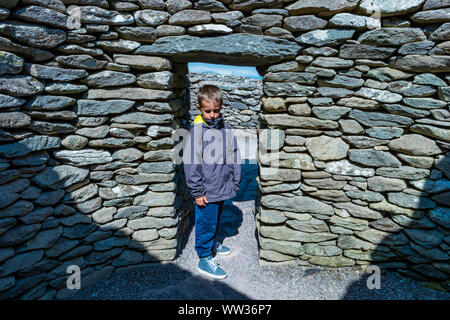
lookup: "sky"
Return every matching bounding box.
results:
[188,62,263,79]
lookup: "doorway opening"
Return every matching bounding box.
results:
[176,62,262,264]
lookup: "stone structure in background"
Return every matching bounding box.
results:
[0,0,449,299]
[188,72,262,129]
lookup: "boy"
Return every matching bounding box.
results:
[183,84,241,279]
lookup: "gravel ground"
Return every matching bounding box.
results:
[64,164,450,300]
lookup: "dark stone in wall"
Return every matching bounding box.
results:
[136,34,302,65]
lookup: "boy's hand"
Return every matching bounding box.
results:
[195,196,208,207]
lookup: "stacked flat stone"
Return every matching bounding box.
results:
[0,0,448,299]
[253,0,450,286]
[188,72,262,129]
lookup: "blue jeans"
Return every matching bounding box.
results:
[194,200,224,258]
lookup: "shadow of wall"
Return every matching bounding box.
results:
[58,154,255,299]
[343,153,450,298]
[0,120,252,300]
[0,115,183,299]
[59,200,249,300]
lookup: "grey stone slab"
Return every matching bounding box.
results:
[136,34,301,66]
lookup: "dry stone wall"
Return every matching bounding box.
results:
[0,0,449,299]
[188,72,262,129]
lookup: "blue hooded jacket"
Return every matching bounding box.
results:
[183,114,241,203]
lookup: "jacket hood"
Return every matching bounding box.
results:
[194,114,224,129]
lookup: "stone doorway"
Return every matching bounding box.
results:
[174,64,263,264]
[133,34,300,264]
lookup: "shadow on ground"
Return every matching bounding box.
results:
[61,162,259,300]
[60,203,250,300]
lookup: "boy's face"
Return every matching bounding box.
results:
[197,100,221,121]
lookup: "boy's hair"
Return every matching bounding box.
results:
[197,85,223,108]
